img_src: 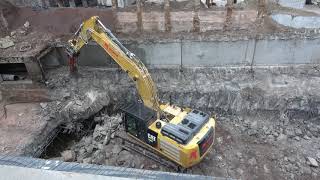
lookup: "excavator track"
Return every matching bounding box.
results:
[115,134,186,172]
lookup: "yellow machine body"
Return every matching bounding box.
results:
[67,16,216,169]
[150,104,215,168]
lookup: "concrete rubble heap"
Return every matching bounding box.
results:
[59,114,159,170]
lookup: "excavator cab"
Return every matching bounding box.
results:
[121,102,156,143]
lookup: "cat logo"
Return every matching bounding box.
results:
[147,130,158,147]
[148,133,156,143]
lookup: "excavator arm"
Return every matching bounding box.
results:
[66,16,161,115]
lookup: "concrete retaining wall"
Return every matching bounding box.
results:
[45,37,320,68]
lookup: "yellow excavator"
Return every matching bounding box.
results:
[66,16,216,169]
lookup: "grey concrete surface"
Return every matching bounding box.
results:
[46,37,320,68]
[272,14,320,29]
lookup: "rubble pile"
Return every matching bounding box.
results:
[232,115,320,143]
[216,114,320,179]
[59,114,158,170]
[312,0,320,6]
[0,20,30,49]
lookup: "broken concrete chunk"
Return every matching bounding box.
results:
[92,150,105,165]
[43,116,51,121]
[316,152,320,160]
[94,116,102,123]
[236,168,244,175]
[295,128,303,136]
[248,157,257,166]
[250,121,258,129]
[111,144,122,155]
[131,161,135,168]
[75,100,82,106]
[151,164,158,169]
[277,134,287,141]
[85,145,93,154]
[97,143,104,150]
[248,129,258,136]
[10,31,16,36]
[102,131,111,145]
[83,157,92,164]
[40,103,47,109]
[105,152,112,159]
[117,150,133,166]
[61,150,76,162]
[0,37,14,49]
[62,92,71,99]
[236,152,242,159]
[24,21,30,28]
[303,135,311,140]
[19,42,32,52]
[83,136,93,145]
[307,157,319,167]
[78,148,86,156]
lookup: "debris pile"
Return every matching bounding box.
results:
[216,115,320,179]
[0,19,33,52]
[312,0,320,6]
[58,114,158,170]
[0,36,14,49]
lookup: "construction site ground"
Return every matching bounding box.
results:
[1,1,320,180]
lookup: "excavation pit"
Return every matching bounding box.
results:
[1,36,320,178]
[21,41,319,179]
[1,1,320,179]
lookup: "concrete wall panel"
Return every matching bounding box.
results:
[136,42,181,65]
[254,39,320,64]
[181,41,251,66]
[54,37,320,67]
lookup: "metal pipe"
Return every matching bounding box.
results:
[1,74,19,81]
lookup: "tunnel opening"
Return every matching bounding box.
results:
[0,63,28,81]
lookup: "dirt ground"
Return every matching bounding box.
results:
[1,1,320,180]
[0,103,45,155]
[28,66,319,180]
[40,103,320,180]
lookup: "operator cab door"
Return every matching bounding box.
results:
[124,113,147,142]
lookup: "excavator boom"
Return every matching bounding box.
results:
[66,16,160,115]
